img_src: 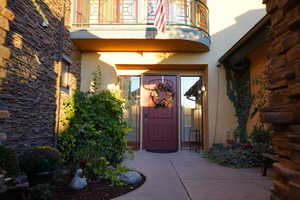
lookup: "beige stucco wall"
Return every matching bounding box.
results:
[80,0,266,147]
[203,0,266,145]
[247,42,269,135]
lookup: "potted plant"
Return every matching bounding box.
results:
[19,146,60,186]
[226,129,235,146]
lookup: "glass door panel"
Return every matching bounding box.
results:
[119,76,141,150]
[180,76,203,151]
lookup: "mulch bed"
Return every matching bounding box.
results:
[54,174,146,200]
[0,174,145,200]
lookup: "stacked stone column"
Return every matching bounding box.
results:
[0,0,81,148]
[262,0,300,199]
[0,0,13,120]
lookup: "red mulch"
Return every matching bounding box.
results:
[54,175,145,200]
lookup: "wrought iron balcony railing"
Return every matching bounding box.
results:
[72,0,209,36]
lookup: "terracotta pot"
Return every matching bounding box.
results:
[226,139,235,145]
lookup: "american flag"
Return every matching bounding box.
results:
[154,0,167,33]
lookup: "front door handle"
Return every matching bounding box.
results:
[144,113,148,119]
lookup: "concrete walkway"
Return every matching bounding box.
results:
[114,151,272,200]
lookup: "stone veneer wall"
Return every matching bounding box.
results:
[262,0,300,199]
[0,0,81,148]
[0,0,13,120]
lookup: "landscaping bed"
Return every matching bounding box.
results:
[1,90,144,200]
[202,144,263,168]
[54,174,145,200]
[203,126,273,168]
[1,174,145,200]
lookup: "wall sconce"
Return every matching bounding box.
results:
[41,21,48,28]
[201,85,206,92]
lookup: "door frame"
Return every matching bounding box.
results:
[118,70,208,151]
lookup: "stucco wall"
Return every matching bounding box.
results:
[247,42,269,135]
[80,0,266,147]
[202,0,266,145]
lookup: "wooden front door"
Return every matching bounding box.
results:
[143,75,178,151]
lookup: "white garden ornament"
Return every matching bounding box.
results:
[69,169,87,190]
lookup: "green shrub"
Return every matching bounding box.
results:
[250,126,273,154]
[250,125,271,144]
[102,165,129,186]
[19,147,60,175]
[58,90,131,166]
[0,146,19,176]
[203,144,263,168]
[87,157,129,186]
[25,184,52,200]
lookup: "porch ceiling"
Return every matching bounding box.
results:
[73,39,209,52]
[116,64,208,70]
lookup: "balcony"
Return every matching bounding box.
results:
[71,0,210,52]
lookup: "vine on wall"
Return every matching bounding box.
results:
[90,66,102,93]
[251,74,270,121]
[224,59,252,143]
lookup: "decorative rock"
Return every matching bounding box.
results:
[119,171,142,185]
[107,165,115,170]
[60,169,71,177]
[0,175,7,194]
[16,175,28,184]
[69,169,87,190]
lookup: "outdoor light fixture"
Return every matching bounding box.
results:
[201,85,206,92]
[41,21,48,28]
[0,133,7,146]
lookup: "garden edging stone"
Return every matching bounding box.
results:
[119,171,142,185]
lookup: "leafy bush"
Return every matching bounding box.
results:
[250,125,273,154]
[102,165,129,186]
[36,145,61,154]
[19,147,60,175]
[25,184,52,200]
[203,144,263,168]
[86,157,129,186]
[58,90,131,166]
[87,157,109,177]
[250,125,271,144]
[0,146,19,176]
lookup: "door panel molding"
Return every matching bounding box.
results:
[142,75,178,151]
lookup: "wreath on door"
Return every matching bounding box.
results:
[150,82,175,108]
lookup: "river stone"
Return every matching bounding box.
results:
[16,175,28,184]
[0,175,7,194]
[120,171,142,185]
[107,165,115,170]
